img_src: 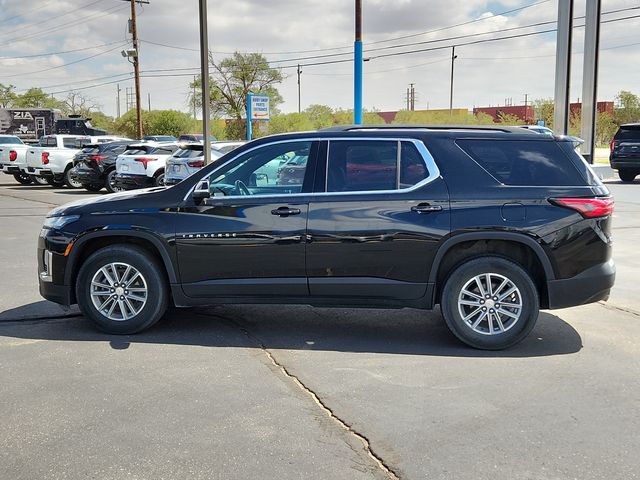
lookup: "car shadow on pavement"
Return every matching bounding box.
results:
[0,303,582,358]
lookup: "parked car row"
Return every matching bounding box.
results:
[0,134,244,192]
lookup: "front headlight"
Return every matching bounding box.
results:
[43,215,80,230]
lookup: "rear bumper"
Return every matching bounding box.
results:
[164,176,184,186]
[114,173,154,190]
[73,168,103,184]
[610,157,640,169]
[1,164,24,174]
[547,259,615,309]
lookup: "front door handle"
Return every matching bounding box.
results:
[411,203,442,214]
[271,206,301,216]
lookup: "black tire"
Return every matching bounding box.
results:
[30,175,49,185]
[440,256,539,350]
[154,170,165,187]
[619,170,637,182]
[64,168,83,189]
[105,169,121,193]
[46,177,65,188]
[83,184,103,192]
[13,172,32,185]
[76,245,168,334]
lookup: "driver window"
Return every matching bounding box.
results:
[206,141,312,197]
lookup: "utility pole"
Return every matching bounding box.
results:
[406,86,410,110]
[129,0,144,138]
[116,84,121,118]
[553,0,574,135]
[581,0,602,164]
[198,0,212,164]
[449,45,457,117]
[297,64,302,113]
[409,83,415,111]
[354,0,363,125]
[148,92,151,111]
[523,93,529,123]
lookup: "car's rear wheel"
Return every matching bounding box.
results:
[46,177,65,188]
[440,256,539,350]
[13,172,32,185]
[64,168,83,189]
[83,184,103,192]
[618,170,637,182]
[76,245,168,334]
[30,175,49,185]
[105,169,122,193]
[154,170,165,187]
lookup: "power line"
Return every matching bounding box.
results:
[2,43,128,78]
[0,0,53,23]
[368,0,551,45]
[0,0,104,39]
[0,3,127,48]
[0,41,125,60]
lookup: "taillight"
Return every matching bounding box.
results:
[187,160,205,168]
[134,157,156,169]
[42,152,49,165]
[610,140,619,153]
[9,150,17,161]
[89,155,109,164]
[549,197,614,218]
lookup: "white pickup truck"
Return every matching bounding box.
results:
[0,135,32,184]
[24,134,91,188]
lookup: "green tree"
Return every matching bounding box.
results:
[0,83,17,108]
[533,98,554,128]
[188,52,283,137]
[267,112,314,135]
[596,111,617,145]
[497,112,522,125]
[88,111,115,134]
[304,104,334,129]
[13,88,65,110]
[147,110,195,137]
[614,90,640,124]
[113,109,151,138]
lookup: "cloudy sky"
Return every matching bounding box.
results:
[0,0,639,118]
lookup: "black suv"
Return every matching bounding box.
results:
[72,141,131,193]
[38,126,615,349]
[610,123,640,182]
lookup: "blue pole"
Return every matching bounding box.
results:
[246,93,252,141]
[354,40,363,125]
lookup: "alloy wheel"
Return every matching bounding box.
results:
[90,262,148,321]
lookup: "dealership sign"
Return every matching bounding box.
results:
[249,94,270,120]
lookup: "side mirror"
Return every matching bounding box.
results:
[193,180,210,203]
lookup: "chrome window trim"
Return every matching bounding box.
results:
[183,137,441,202]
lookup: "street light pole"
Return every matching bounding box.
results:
[198,0,211,165]
[297,64,302,114]
[354,0,363,125]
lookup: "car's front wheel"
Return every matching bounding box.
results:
[440,256,539,350]
[64,168,83,189]
[619,169,637,182]
[76,245,168,334]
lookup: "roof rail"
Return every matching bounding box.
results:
[320,124,518,133]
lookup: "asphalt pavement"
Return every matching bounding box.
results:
[1,176,639,480]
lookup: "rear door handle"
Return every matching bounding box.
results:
[271,206,301,216]
[411,203,442,214]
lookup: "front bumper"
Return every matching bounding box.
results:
[38,232,74,306]
[114,173,154,190]
[547,258,615,309]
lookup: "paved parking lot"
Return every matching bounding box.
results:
[1,178,639,479]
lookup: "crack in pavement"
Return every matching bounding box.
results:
[598,301,640,318]
[0,313,83,324]
[196,310,400,480]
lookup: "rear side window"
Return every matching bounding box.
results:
[456,139,586,186]
[326,140,430,193]
[615,126,640,140]
[173,148,203,159]
[104,144,127,155]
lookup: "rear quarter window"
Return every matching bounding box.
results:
[456,139,587,186]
